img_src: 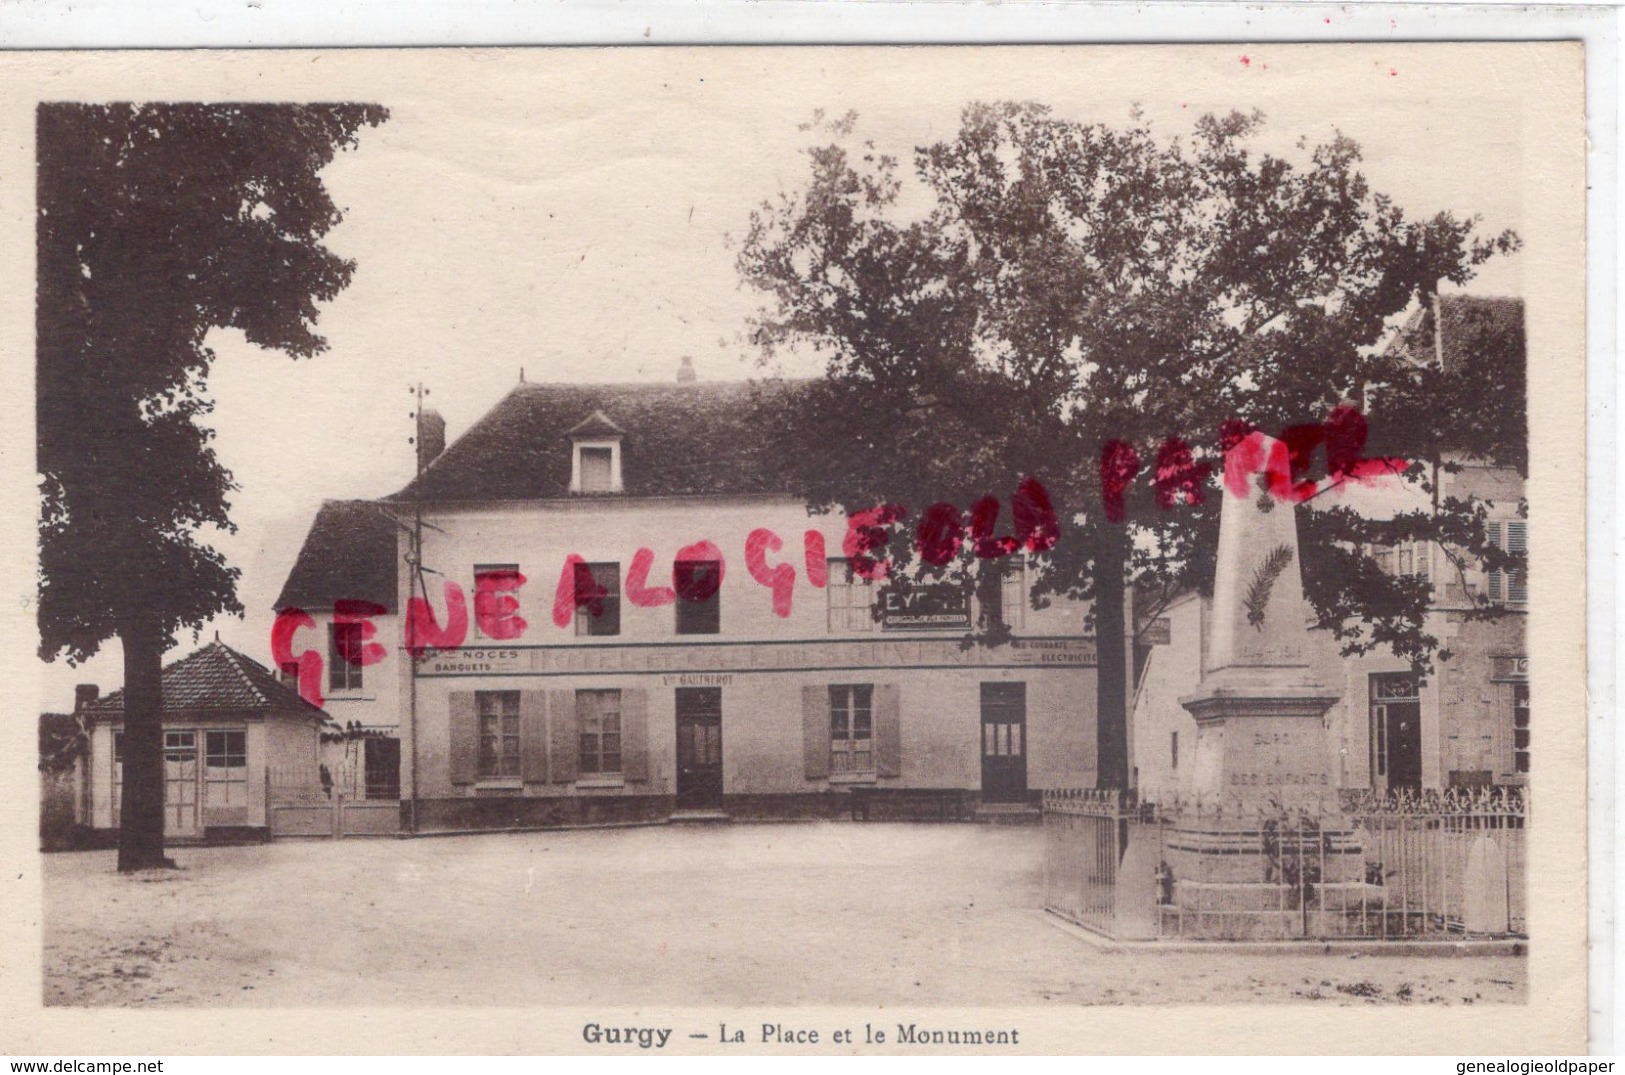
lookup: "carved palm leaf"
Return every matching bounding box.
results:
[1244,544,1295,630]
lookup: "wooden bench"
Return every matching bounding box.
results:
[846,786,971,822]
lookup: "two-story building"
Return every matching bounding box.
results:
[274,374,1112,832]
[1132,295,1528,801]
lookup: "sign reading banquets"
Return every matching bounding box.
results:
[881,587,972,631]
[419,647,525,675]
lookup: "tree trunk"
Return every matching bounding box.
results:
[1094,527,1131,792]
[117,617,172,872]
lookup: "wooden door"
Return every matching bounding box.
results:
[675,687,723,810]
[1371,674,1422,792]
[163,730,200,837]
[980,683,1027,802]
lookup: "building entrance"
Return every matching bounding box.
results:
[675,687,723,810]
[980,682,1028,803]
[1370,673,1422,792]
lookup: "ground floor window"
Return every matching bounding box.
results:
[477,690,521,779]
[364,736,402,798]
[1513,682,1530,774]
[204,729,247,810]
[829,684,874,772]
[111,730,123,821]
[577,689,622,775]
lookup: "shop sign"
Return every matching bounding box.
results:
[881,587,972,631]
[1009,638,1097,665]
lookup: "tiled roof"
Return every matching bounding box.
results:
[567,410,624,438]
[275,499,400,613]
[389,379,808,503]
[84,641,327,719]
[1391,295,1524,372]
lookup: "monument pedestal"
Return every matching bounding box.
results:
[1156,434,1372,939]
[1166,679,1364,939]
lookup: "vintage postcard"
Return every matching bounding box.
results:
[1,43,1588,1054]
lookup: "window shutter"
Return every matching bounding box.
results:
[520,691,549,784]
[802,685,829,780]
[1507,521,1528,603]
[622,688,649,782]
[448,691,477,785]
[1486,522,1504,602]
[874,683,902,777]
[548,689,578,783]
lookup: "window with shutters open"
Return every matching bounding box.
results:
[476,690,521,779]
[577,689,622,775]
[1486,521,1528,606]
[829,684,874,773]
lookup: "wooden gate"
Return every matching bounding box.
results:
[266,764,400,838]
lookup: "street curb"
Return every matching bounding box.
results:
[1038,909,1528,957]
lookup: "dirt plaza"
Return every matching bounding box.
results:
[44,822,1526,1007]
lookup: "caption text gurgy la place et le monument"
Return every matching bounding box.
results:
[581,1022,1020,1049]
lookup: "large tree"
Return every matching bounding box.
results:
[38,103,387,870]
[737,104,1522,790]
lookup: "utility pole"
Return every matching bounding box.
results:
[405,382,429,835]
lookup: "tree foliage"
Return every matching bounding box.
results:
[37,103,387,867]
[38,102,388,663]
[737,103,1522,787]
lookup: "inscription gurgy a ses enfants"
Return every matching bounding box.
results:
[272,409,1404,707]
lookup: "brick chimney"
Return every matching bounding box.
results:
[417,409,446,472]
[677,356,697,384]
[73,684,99,712]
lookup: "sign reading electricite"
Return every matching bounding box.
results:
[881,587,972,631]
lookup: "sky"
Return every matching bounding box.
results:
[33,44,1546,711]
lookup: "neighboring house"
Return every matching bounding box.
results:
[1132,295,1528,801]
[273,498,403,799]
[39,707,89,850]
[81,641,330,844]
[273,368,1114,832]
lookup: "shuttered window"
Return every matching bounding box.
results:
[477,690,521,779]
[1486,521,1528,605]
[1513,683,1530,774]
[577,689,622,775]
[829,684,874,772]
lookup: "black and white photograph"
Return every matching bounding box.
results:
[11,42,1588,1054]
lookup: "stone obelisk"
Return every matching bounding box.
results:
[1165,434,1354,939]
[1179,435,1341,803]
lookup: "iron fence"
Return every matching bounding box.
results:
[1043,787,1525,942]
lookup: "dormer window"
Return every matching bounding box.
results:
[568,410,624,494]
[579,447,613,492]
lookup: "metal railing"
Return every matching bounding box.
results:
[1043,787,1525,942]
